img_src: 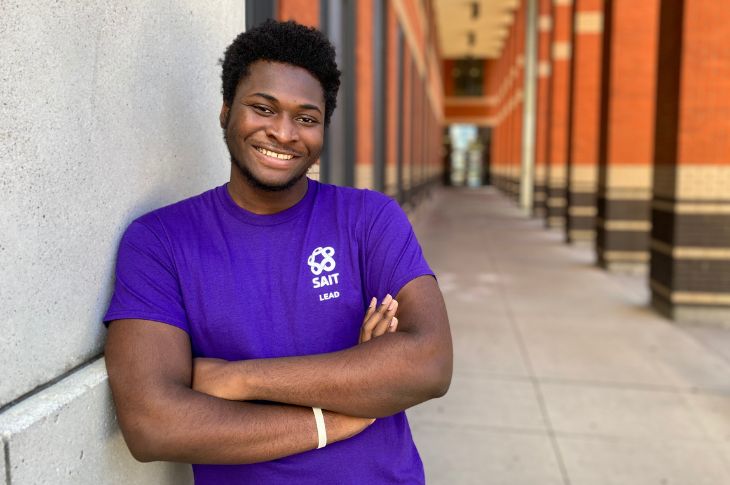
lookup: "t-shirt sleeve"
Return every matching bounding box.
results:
[364,197,434,300]
[103,218,190,333]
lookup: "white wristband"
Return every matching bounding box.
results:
[312,407,327,449]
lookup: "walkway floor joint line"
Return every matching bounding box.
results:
[494,262,573,485]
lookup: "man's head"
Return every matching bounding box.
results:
[219,20,340,193]
[220,20,341,127]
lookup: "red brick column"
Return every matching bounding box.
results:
[354,0,374,189]
[512,3,525,201]
[650,0,730,324]
[534,0,553,218]
[488,53,508,191]
[546,0,574,227]
[385,3,399,197]
[278,0,319,27]
[565,0,604,243]
[503,26,517,193]
[413,65,421,192]
[596,0,659,271]
[503,47,512,196]
[503,22,514,195]
[402,47,413,195]
[501,17,512,194]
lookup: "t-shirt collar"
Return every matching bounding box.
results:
[217,177,318,226]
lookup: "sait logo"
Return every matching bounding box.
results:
[308,246,340,300]
[307,246,336,275]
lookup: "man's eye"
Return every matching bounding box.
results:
[252,105,273,114]
[298,116,318,124]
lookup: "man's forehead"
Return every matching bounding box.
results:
[240,61,324,102]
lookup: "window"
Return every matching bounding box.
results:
[452,58,484,96]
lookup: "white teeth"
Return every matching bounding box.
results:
[256,147,293,160]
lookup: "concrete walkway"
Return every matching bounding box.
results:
[407,187,730,485]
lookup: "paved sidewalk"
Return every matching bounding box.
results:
[407,187,730,485]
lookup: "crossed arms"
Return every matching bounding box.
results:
[104,275,452,465]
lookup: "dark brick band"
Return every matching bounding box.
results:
[533,183,547,217]
[567,190,597,241]
[652,209,730,248]
[595,197,651,268]
[598,197,651,221]
[650,252,730,294]
[597,229,650,253]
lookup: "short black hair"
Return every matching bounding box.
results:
[220,19,341,125]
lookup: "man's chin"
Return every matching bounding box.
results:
[247,176,304,192]
[239,164,307,192]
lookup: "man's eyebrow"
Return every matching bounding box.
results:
[251,92,322,114]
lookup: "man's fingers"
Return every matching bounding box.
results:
[359,297,378,344]
[363,297,377,320]
[363,294,392,327]
[369,299,398,339]
[360,294,395,343]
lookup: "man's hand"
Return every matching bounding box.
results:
[359,294,399,343]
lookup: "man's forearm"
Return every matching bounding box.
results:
[121,384,370,464]
[232,331,450,418]
[104,318,375,466]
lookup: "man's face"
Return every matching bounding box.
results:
[221,60,326,192]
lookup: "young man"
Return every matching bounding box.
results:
[103,20,452,484]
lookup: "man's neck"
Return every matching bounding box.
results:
[227,167,309,215]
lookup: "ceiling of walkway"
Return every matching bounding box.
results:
[434,0,520,59]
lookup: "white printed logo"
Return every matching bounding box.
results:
[307,246,336,275]
[308,246,340,301]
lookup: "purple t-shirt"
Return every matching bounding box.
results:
[104,178,433,484]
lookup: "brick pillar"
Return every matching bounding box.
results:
[414,75,423,191]
[534,0,553,217]
[565,0,603,243]
[512,4,525,201]
[596,0,659,271]
[651,0,730,324]
[385,4,399,196]
[499,87,507,193]
[278,0,319,26]
[504,41,513,196]
[499,23,513,195]
[546,0,574,227]
[488,48,507,192]
[506,19,516,196]
[400,46,415,195]
[355,0,374,189]
[506,22,516,197]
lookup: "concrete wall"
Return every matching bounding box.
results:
[0,1,245,482]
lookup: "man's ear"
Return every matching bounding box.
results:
[219,103,230,129]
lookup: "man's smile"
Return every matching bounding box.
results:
[254,146,296,160]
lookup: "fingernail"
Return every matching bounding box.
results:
[388,299,397,311]
[390,317,398,328]
[369,297,377,308]
[383,294,392,304]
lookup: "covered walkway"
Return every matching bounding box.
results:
[408,187,730,485]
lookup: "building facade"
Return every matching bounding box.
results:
[484,0,730,325]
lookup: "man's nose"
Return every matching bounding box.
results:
[265,115,299,143]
